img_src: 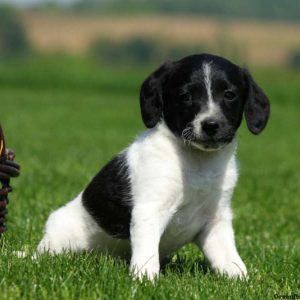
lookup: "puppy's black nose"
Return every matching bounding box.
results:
[201,119,220,136]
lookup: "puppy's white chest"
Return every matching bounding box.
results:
[159,148,238,256]
[160,170,223,255]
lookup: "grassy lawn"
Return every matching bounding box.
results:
[0,57,299,299]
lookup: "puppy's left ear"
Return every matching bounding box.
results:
[242,69,270,134]
[140,61,174,128]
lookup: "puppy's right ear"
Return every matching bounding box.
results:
[140,61,174,128]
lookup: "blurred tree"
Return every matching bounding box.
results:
[90,36,211,66]
[289,50,300,69]
[0,5,29,59]
[90,37,158,65]
[71,0,300,21]
[73,0,109,10]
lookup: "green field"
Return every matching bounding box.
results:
[0,56,299,299]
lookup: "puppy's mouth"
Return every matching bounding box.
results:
[190,140,225,152]
[181,129,234,152]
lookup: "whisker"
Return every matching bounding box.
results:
[181,127,196,147]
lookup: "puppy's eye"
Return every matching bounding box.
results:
[224,91,237,101]
[180,93,193,106]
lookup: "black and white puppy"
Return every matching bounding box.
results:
[38,54,270,280]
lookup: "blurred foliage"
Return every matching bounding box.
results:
[0,5,29,59]
[89,36,247,67]
[73,0,300,21]
[288,50,300,69]
[90,37,155,65]
[90,36,209,65]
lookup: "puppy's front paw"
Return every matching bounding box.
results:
[130,264,159,281]
[130,258,160,281]
[213,259,247,279]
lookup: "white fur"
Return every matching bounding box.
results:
[37,121,247,280]
[38,193,130,258]
[193,62,221,138]
[203,62,214,108]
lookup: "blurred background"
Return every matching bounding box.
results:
[0,0,300,68]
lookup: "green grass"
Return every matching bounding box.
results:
[0,56,299,299]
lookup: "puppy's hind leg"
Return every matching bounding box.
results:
[37,192,99,255]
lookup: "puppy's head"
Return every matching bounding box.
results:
[140,54,270,151]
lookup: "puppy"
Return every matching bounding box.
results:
[37,54,270,280]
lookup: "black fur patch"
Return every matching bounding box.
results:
[82,153,132,239]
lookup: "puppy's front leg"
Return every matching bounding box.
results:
[195,208,247,279]
[130,203,171,281]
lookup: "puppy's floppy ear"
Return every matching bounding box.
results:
[140,61,174,128]
[243,68,270,134]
